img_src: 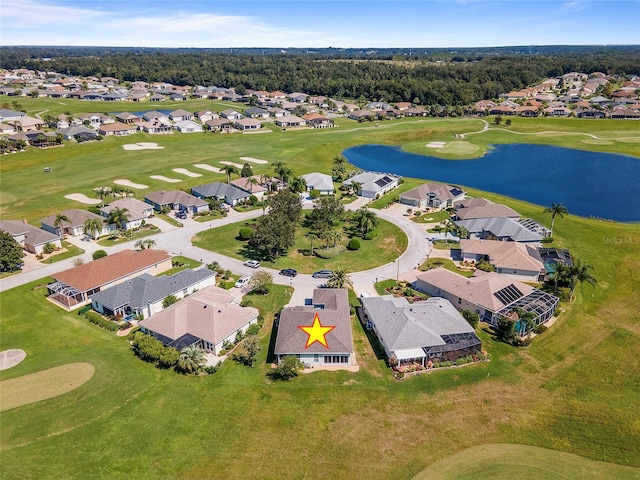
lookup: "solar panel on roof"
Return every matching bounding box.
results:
[450,188,464,197]
[494,284,524,305]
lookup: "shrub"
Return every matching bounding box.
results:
[268,356,304,381]
[43,242,56,254]
[476,259,496,272]
[314,244,346,259]
[246,323,261,336]
[309,189,321,199]
[347,238,361,250]
[239,227,253,240]
[203,365,219,375]
[79,309,119,331]
[533,324,547,334]
[248,195,259,206]
[363,229,378,240]
[163,295,178,308]
[541,236,554,244]
[92,250,107,260]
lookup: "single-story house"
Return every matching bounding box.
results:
[191,182,250,206]
[361,296,482,366]
[169,109,193,122]
[48,249,172,310]
[414,268,558,332]
[301,172,334,195]
[116,112,143,124]
[41,209,113,238]
[55,125,98,141]
[234,118,262,131]
[91,268,216,319]
[0,108,26,123]
[454,198,520,220]
[458,239,545,282]
[229,177,267,198]
[454,216,542,243]
[77,113,113,126]
[138,285,259,355]
[399,183,465,209]
[343,172,401,199]
[275,115,307,128]
[348,109,375,121]
[244,107,270,119]
[0,219,62,254]
[403,106,428,117]
[302,113,334,128]
[173,120,203,133]
[140,119,172,134]
[195,110,218,122]
[16,116,45,131]
[98,122,137,136]
[100,197,154,229]
[365,101,393,111]
[274,289,355,368]
[205,118,235,132]
[144,190,209,214]
[220,109,243,120]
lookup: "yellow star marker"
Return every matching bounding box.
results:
[299,312,335,349]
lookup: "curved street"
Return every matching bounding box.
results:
[0,197,435,306]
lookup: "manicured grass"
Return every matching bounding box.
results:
[432,239,459,249]
[419,257,475,277]
[194,211,226,222]
[159,256,202,276]
[374,279,429,301]
[411,209,451,223]
[413,444,640,480]
[96,227,158,246]
[192,216,408,274]
[0,363,95,412]
[39,241,84,263]
[1,110,640,478]
[156,213,183,228]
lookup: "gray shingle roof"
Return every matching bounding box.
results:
[144,190,207,208]
[90,268,216,311]
[455,217,542,242]
[274,289,353,355]
[361,296,476,351]
[191,182,248,201]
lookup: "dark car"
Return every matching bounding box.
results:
[312,270,333,279]
[279,268,298,277]
[175,210,188,219]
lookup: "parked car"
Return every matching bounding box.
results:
[312,270,333,279]
[244,259,260,269]
[279,268,298,277]
[234,276,251,288]
[175,211,188,219]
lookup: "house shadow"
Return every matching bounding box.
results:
[265,312,280,364]
[355,306,386,361]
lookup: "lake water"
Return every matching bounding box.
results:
[343,144,640,222]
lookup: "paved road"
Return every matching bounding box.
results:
[0,198,434,304]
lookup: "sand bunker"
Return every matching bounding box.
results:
[426,142,446,148]
[220,161,245,168]
[239,156,269,164]
[123,142,165,151]
[582,139,614,145]
[0,349,26,371]
[617,137,640,143]
[172,168,202,178]
[114,179,149,189]
[194,163,223,173]
[65,193,101,205]
[150,175,181,183]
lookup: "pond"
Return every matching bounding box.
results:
[343,144,640,222]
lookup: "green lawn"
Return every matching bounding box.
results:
[159,256,202,276]
[419,257,475,277]
[1,110,640,479]
[411,209,451,223]
[39,241,84,263]
[192,216,408,274]
[96,227,158,246]
[156,213,183,228]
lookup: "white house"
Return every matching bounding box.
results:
[301,172,334,195]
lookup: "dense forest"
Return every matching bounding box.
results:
[2,46,639,105]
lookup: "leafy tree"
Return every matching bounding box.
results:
[0,230,25,272]
[163,295,178,308]
[494,115,503,125]
[221,164,239,185]
[239,227,253,240]
[240,163,254,178]
[543,202,568,237]
[326,267,353,289]
[233,335,260,367]
[249,270,273,295]
[461,309,479,329]
[92,250,107,260]
[307,195,344,235]
[269,356,304,381]
[207,261,221,272]
[177,345,206,374]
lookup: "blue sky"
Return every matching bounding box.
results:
[2,0,639,48]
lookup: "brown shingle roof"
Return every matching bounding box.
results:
[53,249,171,292]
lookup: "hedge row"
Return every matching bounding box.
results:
[314,245,346,259]
[79,309,120,331]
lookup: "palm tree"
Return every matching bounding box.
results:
[135,239,156,250]
[350,181,362,196]
[456,225,470,240]
[308,233,317,256]
[442,219,457,244]
[568,259,597,301]
[272,161,292,184]
[246,177,259,193]
[83,218,103,240]
[353,207,378,237]
[512,307,537,338]
[326,267,353,289]
[178,345,206,373]
[543,202,568,237]
[331,230,341,247]
[105,207,130,229]
[548,261,569,295]
[289,176,307,193]
[53,213,70,237]
[221,164,239,185]
[94,186,112,207]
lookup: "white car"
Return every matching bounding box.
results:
[244,259,260,268]
[234,276,251,288]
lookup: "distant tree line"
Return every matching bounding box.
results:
[2,47,639,105]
